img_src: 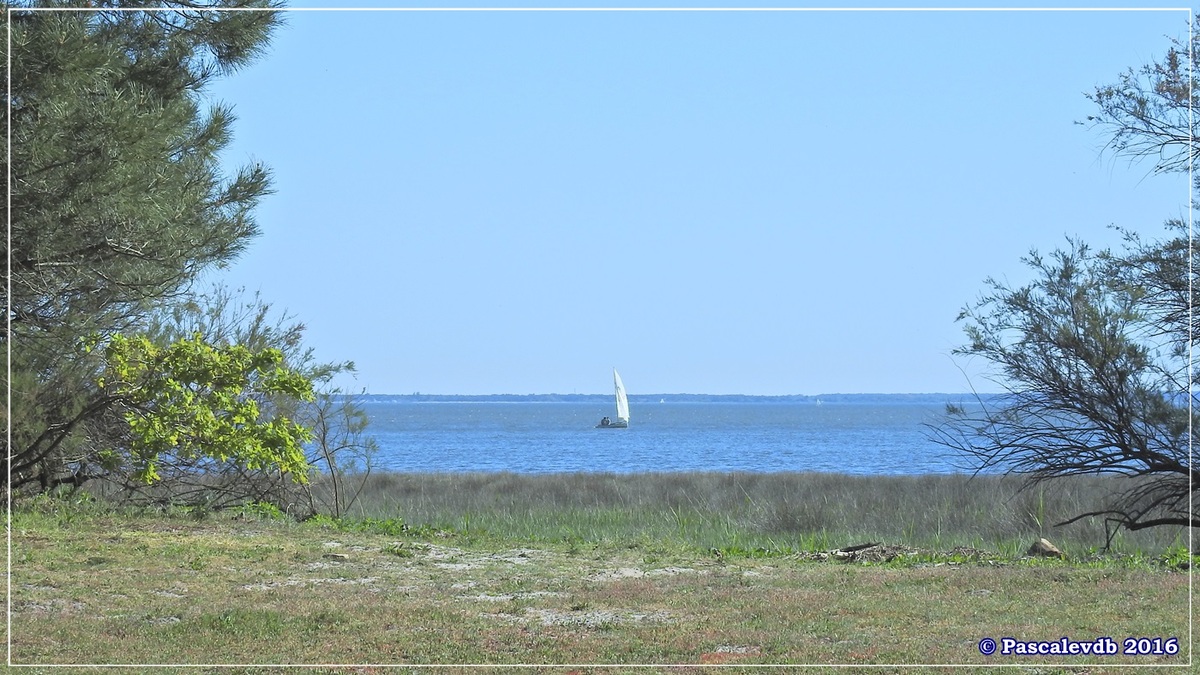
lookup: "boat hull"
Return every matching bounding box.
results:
[595,421,628,429]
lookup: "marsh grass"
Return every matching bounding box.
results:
[311,471,1189,557]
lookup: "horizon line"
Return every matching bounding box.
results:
[359,391,995,397]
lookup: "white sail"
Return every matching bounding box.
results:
[613,369,630,424]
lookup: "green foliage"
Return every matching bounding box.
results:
[713,545,794,559]
[5,3,284,493]
[935,17,1199,538]
[1156,545,1197,570]
[1085,16,1198,188]
[301,513,451,540]
[135,285,378,517]
[937,236,1197,535]
[237,501,289,521]
[333,517,416,537]
[101,332,315,484]
[383,542,431,558]
[194,608,286,638]
[302,513,341,529]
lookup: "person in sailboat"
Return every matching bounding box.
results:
[600,416,610,427]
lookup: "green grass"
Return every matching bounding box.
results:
[283,471,1190,557]
[10,473,1196,670]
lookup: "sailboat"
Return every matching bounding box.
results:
[596,368,630,429]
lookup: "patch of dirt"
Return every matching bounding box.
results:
[146,615,181,625]
[422,544,469,561]
[739,565,777,577]
[458,591,564,602]
[587,566,705,582]
[241,576,380,591]
[700,645,762,663]
[432,562,479,571]
[488,549,541,565]
[483,607,674,627]
[422,546,549,571]
[16,599,86,614]
[714,645,761,654]
[587,567,644,581]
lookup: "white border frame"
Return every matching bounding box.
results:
[5,4,1194,670]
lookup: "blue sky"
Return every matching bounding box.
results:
[205,3,1190,396]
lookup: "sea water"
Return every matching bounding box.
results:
[360,398,972,475]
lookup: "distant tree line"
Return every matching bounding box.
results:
[365,393,983,404]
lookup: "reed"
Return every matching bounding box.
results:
[307,471,1188,556]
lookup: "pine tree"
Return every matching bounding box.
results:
[4,2,285,492]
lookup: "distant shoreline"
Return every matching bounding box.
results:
[360,393,993,404]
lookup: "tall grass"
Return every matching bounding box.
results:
[304,471,1189,556]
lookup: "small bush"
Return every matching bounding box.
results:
[238,501,287,520]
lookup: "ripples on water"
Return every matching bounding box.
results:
[362,401,966,475]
